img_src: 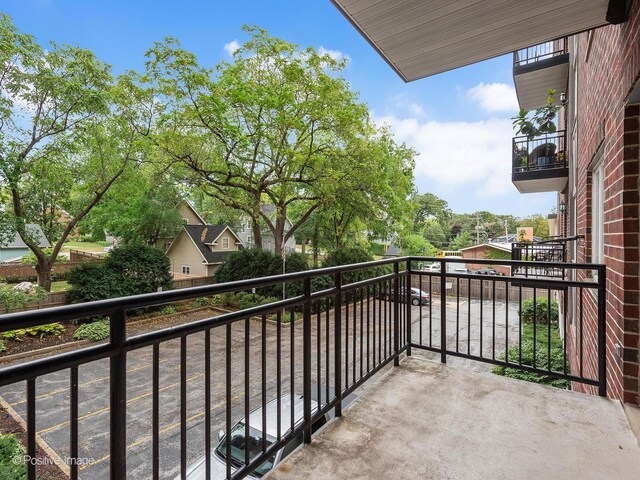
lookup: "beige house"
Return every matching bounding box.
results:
[155,200,207,251]
[166,224,242,278]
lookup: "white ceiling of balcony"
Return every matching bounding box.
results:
[330,0,612,82]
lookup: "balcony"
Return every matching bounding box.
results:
[512,130,568,193]
[513,39,569,110]
[0,257,637,480]
[271,357,640,480]
[511,241,566,278]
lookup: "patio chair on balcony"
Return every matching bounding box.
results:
[529,142,557,169]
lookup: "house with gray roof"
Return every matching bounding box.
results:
[165,224,242,278]
[0,224,51,262]
[237,205,296,255]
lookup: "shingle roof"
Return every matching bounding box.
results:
[2,224,51,249]
[183,224,237,264]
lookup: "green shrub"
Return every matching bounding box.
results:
[67,244,173,304]
[1,323,65,342]
[0,286,46,313]
[215,249,309,298]
[0,433,26,479]
[74,319,110,341]
[0,340,5,353]
[493,323,568,388]
[159,306,177,315]
[520,297,559,325]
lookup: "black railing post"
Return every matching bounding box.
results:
[110,308,127,479]
[597,266,607,397]
[406,259,412,356]
[303,275,312,444]
[334,270,343,418]
[439,259,447,363]
[393,261,400,366]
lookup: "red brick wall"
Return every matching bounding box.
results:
[568,1,640,404]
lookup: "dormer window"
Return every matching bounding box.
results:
[222,237,229,249]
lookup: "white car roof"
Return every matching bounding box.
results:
[248,394,319,440]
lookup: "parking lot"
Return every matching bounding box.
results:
[0,296,522,479]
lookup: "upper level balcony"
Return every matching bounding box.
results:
[511,241,566,279]
[0,257,637,480]
[513,38,569,111]
[512,130,568,193]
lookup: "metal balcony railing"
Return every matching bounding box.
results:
[0,257,605,480]
[513,38,568,67]
[511,242,566,278]
[513,130,567,174]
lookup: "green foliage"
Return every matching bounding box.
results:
[0,286,46,313]
[215,249,309,298]
[133,26,414,255]
[518,214,550,239]
[493,323,568,388]
[74,319,110,341]
[20,249,68,265]
[520,297,559,325]
[159,306,177,315]
[368,242,386,257]
[449,231,473,250]
[0,433,26,480]
[67,244,173,304]
[1,323,64,342]
[411,193,452,234]
[485,249,512,260]
[512,89,560,139]
[0,340,6,353]
[399,233,436,256]
[213,292,280,310]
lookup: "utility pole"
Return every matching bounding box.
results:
[475,215,481,245]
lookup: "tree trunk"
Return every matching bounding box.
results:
[273,218,285,258]
[301,234,306,255]
[312,223,319,268]
[251,220,262,249]
[35,260,53,292]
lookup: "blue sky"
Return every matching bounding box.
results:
[5,0,555,217]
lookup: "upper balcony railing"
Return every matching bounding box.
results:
[511,242,566,278]
[0,257,605,480]
[513,130,567,173]
[513,38,568,67]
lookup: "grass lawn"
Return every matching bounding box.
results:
[61,241,110,254]
[50,281,69,292]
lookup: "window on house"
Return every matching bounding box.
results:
[182,265,191,275]
[182,217,189,225]
[222,237,229,249]
[247,235,252,245]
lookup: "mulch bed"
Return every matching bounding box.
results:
[0,323,80,358]
[0,407,67,480]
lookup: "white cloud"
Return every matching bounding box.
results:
[318,46,349,63]
[224,40,241,56]
[467,82,518,113]
[375,113,516,197]
[408,103,425,117]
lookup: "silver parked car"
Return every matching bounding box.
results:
[380,287,430,306]
[178,389,355,479]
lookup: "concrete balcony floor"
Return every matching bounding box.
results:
[270,356,640,480]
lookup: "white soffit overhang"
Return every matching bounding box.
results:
[330,0,615,82]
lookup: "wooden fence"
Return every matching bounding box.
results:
[0,262,94,282]
[69,249,105,263]
[16,275,214,311]
[411,274,556,303]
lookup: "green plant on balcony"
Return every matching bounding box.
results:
[512,89,560,140]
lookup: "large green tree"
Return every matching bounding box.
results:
[130,26,414,254]
[0,16,140,290]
